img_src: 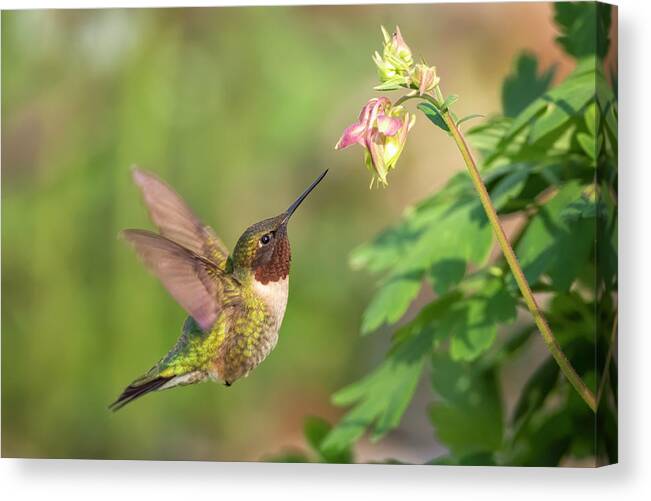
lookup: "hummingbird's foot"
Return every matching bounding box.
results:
[224,381,231,387]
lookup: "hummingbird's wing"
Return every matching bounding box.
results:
[131,168,229,269]
[121,229,240,332]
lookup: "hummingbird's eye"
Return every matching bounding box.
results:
[260,234,271,245]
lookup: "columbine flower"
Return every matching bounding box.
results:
[372,26,414,90]
[335,97,415,187]
[411,63,440,95]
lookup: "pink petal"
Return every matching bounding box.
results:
[365,131,388,183]
[335,122,366,150]
[367,97,390,130]
[393,26,411,56]
[376,96,392,109]
[376,115,403,136]
[418,77,428,96]
[358,98,380,123]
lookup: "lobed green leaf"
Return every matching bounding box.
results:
[360,274,422,335]
[430,352,504,457]
[502,52,555,118]
[427,258,466,295]
[554,2,612,60]
[303,416,353,463]
[321,299,450,454]
[351,174,493,335]
[439,278,517,361]
[514,181,595,292]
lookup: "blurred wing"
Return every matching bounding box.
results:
[132,168,229,268]
[121,229,237,332]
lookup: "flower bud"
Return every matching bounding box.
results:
[383,26,413,67]
[411,63,440,95]
[373,26,414,87]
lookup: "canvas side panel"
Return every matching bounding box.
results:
[595,1,618,468]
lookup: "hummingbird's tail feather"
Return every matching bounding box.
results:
[109,375,172,412]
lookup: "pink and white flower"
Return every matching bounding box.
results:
[335,97,415,187]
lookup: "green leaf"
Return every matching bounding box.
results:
[351,174,492,287]
[349,221,421,274]
[504,57,597,146]
[373,80,403,91]
[500,324,536,357]
[596,69,617,155]
[427,258,466,295]
[321,302,442,455]
[504,354,598,466]
[554,2,612,60]
[560,193,600,221]
[514,181,595,291]
[577,132,596,161]
[466,116,512,158]
[440,278,517,361]
[392,176,493,276]
[304,416,331,453]
[360,274,422,334]
[596,179,617,290]
[397,201,491,273]
[506,410,574,466]
[303,416,352,463]
[547,291,597,348]
[584,101,598,136]
[489,164,531,211]
[527,86,593,144]
[417,101,449,132]
[511,358,559,426]
[456,113,484,128]
[440,94,459,112]
[502,52,555,118]
[580,102,602,162]
[430,353,503,457]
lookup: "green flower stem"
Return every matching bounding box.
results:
[392,90,597,411]
[436,105,597,413]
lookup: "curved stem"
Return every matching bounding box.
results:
[436,105,597,413]
[394,91,425,107]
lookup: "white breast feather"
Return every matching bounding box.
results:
[252,277,289,332]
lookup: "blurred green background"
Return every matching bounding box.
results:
[2,3,576,461]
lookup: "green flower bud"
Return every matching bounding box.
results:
[373,26,414,86]
[411,63,440,95]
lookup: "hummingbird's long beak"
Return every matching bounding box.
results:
[282,169,328,224]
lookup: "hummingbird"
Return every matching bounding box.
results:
[109,168,328,411]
